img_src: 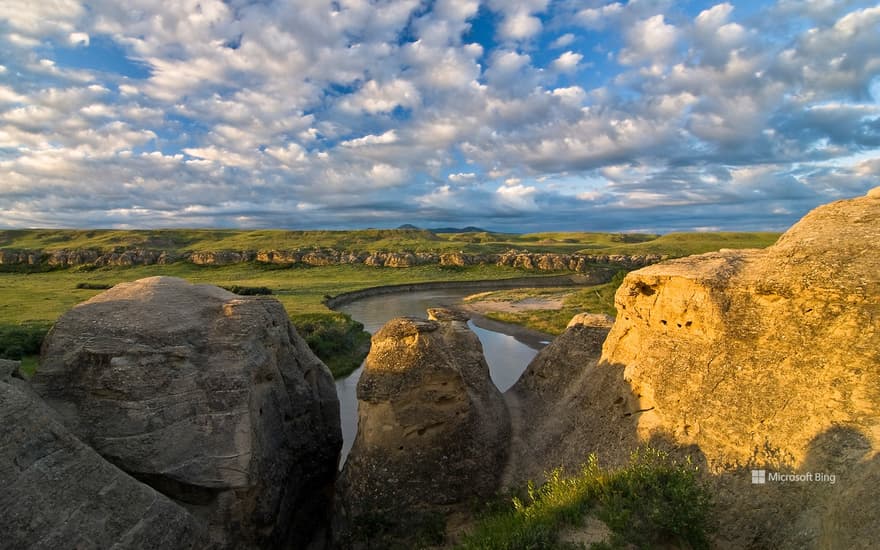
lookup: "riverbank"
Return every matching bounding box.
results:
[455,271,626,335]
[322,273,610,309]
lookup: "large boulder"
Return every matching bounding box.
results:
[550,189,879,547]
[31,276,342,549]
[1,373,206,549]
[338,308,509,545]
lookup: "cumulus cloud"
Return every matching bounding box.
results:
[0,0,877,231]
[620,15,680,65]
[338,80,421,114]
[552,51,583,73]
[550,33,575,48]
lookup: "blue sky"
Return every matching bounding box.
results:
[0,0,878,232]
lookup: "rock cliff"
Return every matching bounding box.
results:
[0,245,663,272]
[30,277,342,549]
[515,189,879,548]
[337,308,510,546]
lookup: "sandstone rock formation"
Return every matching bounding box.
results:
[515,189,879,548]
[338,308,510,545]
[1,368,207,549]
[602,189,879,470]
[506,313,632,484]
[0,243,663,273]
[30,277,342,549]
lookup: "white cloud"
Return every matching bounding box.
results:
[495,183,538,210]
[341,130,399,147]
[550,33,575,49]
[0,0,876,232]
[68,32,90,46]
[339,79,421,114]
[448,172,476,183]
[552,51,583,73]
[489,0,549,41]
[575,3,623,30]
[620,15,680,65]
[499,11,543,40]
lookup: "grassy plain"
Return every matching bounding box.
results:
[0,229,780,376]
[0,262,545,376]
[0,228,780,256]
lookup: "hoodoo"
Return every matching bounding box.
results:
[337,308,510,546]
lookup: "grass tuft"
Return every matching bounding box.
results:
[458,447,714,550]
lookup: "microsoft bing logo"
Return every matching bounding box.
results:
[751,469,766,484]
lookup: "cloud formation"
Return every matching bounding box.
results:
[0,1,878,232]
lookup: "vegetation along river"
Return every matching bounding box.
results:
[333,287,551,466]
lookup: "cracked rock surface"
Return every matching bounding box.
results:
[30,276,341,549]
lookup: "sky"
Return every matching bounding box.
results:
[0,0,879,233]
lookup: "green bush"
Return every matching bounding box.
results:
[458,448,713,550]
[221,284,273,295]
[0,321,52,360]
[75,282,115,290]
[596,448,713,549]
[290,312,371,378]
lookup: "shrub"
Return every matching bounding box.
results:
[290,312,371,378]
[75,282,115,290]
[0,321,52,360]
[458,448,714,550]
[221,285,273,295]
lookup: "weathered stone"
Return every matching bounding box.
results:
[507,315,629,483]
[31,276,342,549]
[0,377,207,550]
[338,309,510,544]
[519,188,880,548]
[189,250,254,265]
[601,189,880,470]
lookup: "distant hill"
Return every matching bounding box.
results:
[397,224,490,233]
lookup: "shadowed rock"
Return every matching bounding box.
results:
[338,308,509,545]
[0,375,207,549]
[30,276,341,549]
[507,312,630,484]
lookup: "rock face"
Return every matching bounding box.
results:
[568,189,880,547]
[338,308,510,544]
[30,277,342,549]
[0,243,663,273]
[1,370,207,549]
[507,313,631,484]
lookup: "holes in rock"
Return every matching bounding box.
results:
[685,321,693,327]
[613,396,624,405]
[632,282,656,296]
[398,446,404,451]
[660,320,667,325]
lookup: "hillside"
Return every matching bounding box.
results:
[0,228,779,256]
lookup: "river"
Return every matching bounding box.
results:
[333,288,551,465]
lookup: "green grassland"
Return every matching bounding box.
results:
[0,228,780,256]
[0,228,780,377]
[0,262,544,376]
